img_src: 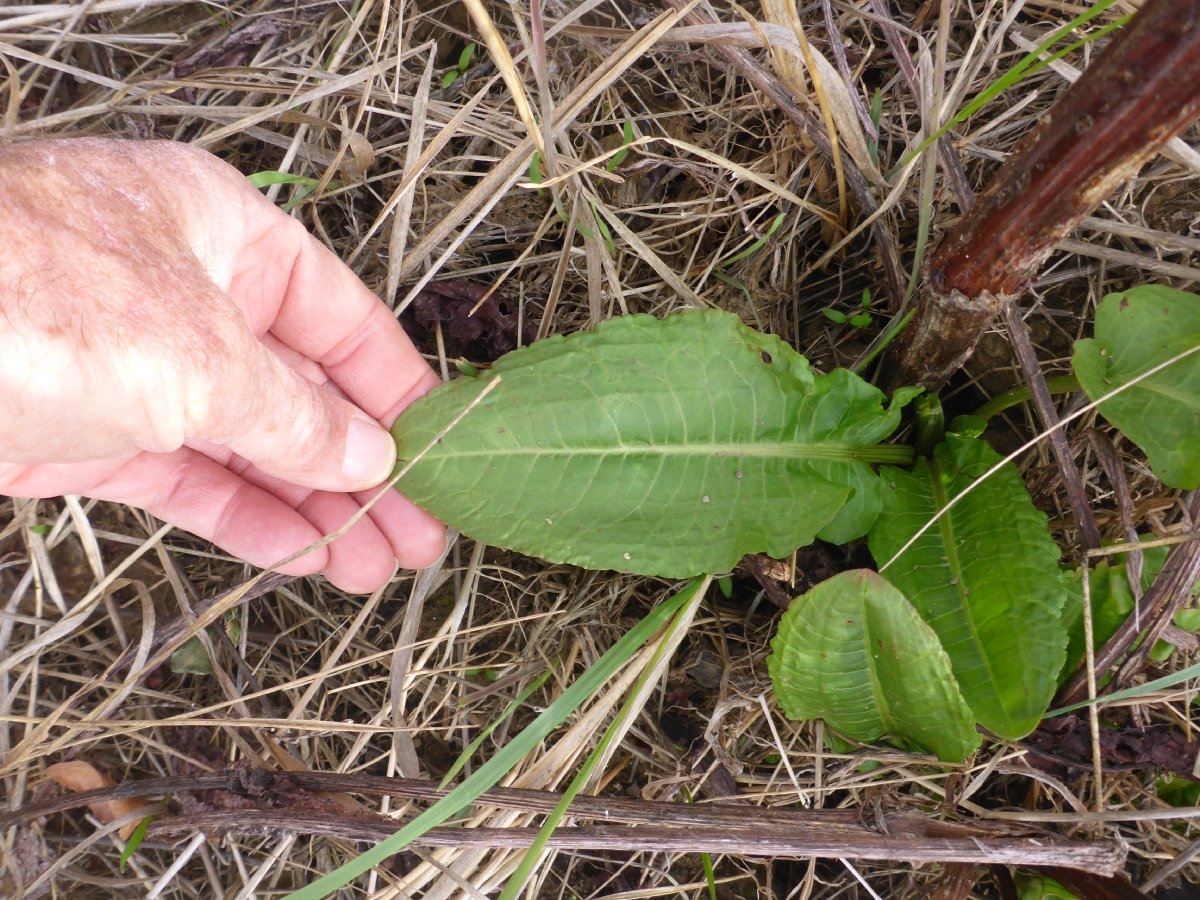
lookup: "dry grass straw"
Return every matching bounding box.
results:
[2,1,1200,897]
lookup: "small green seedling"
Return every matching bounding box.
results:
[202,3,231,28]
[823,287,875,329]
[526,152,613,253]
[170,611,241,676]
[716,212,786,270]
[527,150,545,187]
[605,120,636,172]
[119,815,153,872]
[867,88,883,168]
[247,171,329,212]
[441,43,477,89]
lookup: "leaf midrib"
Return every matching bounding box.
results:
[929,456,1003,718]
[422,442,911,463]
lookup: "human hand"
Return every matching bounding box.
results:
[0,138,445,592]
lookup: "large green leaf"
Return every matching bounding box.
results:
[392,311,911,577]
[1072,285,1200,489]
[867,435,1067,739]
[767,569,979,762]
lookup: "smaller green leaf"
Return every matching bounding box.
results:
[869,434,1068,739]
[947,414,986,439]
[767,569,980,762]
[171,636,212,675]
[914,392,945,456]
[1174,608,1200,630]
[1060,560,1134,682]
[170,612,238,675]
[1073,285,1200,489]
[848,311,873,328]
[458,42,477,71]
[823,308,849,324]
[823,730,857,756]
[1151,607,1200,663]
[246,170,320,189]
[119,815,153,872]
[441,70,458,89]
[1157,774,1200,808]
[1061,541,1165,672]
[1014,873,1080,900]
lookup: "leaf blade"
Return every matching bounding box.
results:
[868,435,1068,739]
[1072,285,1200,490]
[393,311,908,576]
[767,569,980,761]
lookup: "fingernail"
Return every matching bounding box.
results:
[343,417,396,485]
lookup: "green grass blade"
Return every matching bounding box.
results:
[438,668,553,789]
[717,212,785,268]
[285,581,700,899]
[246,171,321,189]
[889,0,1129,175]
[1049,660,1200,718]
[118,815,152,873]
[496,577,708,900]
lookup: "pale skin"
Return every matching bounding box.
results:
[0,138,446,592]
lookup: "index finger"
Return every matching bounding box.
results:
[229,202,440,424]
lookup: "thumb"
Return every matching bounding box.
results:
[197,348,398,492]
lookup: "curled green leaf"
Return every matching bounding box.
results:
[767,569,980,762]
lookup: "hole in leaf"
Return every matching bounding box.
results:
[760,350,773,365]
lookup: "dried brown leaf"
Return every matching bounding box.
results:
[45,761,149,841]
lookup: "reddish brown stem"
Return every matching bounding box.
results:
[887,0,1200,388]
